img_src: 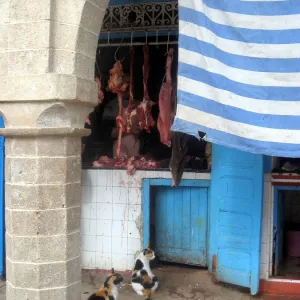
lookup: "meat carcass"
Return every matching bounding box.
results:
[157,48,174,147]
[126,47,136,133]
[95,76,104,104]
[108,61,129,157]
[137,44,155,133]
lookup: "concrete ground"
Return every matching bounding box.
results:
[81,265,299,300]
[0,266,298,299]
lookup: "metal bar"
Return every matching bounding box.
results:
[98,41,178,47]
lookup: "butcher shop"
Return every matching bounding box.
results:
[80,0,300,297]
[81,0,212,273]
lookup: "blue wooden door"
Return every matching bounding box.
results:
[274,190,284,276]
[0,116,4,277]
[153,186,208,266]
[209,144,264,295]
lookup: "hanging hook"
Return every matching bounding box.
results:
[145,30,148,44]
[130,30,134,48]
[114,32,125,62]
[107,31,110,46]
[156,29,159,49]
[165,30,170,55]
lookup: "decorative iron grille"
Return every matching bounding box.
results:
[101,1,178,32]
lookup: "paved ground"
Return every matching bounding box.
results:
[0,265,298,299]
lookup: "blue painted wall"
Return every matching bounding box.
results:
[0,117,4,278]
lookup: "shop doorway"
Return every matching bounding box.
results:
[143,179,210,267]
[273,187,300,279]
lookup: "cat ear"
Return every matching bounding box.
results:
[146,244,150,250]
[110,268,115,275]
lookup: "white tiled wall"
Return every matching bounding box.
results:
[81,169,210,271]
[260,174,273,280]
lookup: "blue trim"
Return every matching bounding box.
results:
[179,62,300,101]
[180,35,300,73]
[142,178,211,249]
[172,118,300,158]
[180,7,300,44]
[203,0,300,16]
[178,90,300,130]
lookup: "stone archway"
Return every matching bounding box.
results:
[0,0,110,299]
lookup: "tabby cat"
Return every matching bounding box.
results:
[131,246,159,299]
[88,268,123,300]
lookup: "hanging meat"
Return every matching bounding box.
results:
[126,47,137,133]
[157,48,174,147]
[136,44,155,133]
[95,76,104,105]
[108,61,129,157]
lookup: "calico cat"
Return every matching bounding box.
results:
[88,268,123,300]
[131,246,159,299]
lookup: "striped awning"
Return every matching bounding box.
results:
[172,0,300,158]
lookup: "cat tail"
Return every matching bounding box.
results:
[143,289,151,299]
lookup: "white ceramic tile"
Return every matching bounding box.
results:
[127,237,141,255]
[128,188,142,205]
[98,169,113,187]
[128,205,141,222]
[82,186,91,203]
[82,203,97,219]
[81,235,97,252]
[82,202,91,219]
[112,204,128,221]
[127,221,140,239]
[129,171,145,188]
[126,254,135,270]
[96,252,112,269]
[182,172,196,180]
[113,187,129,204]
[112,237,127,254]
[81,219,97,235]
[81,251,96,268]
[97,203,113,220]
[97,186,113,203]
[111,253,127,271]
[112,220,128,238]
[96,235,112,254]
[112,170,128,187]
[90,187,97,203]
[82,170,98,187]
[97,220,112,236]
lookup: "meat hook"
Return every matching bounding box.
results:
[165,30,170,56]
[130,30,134,48]
[114,33,125,62]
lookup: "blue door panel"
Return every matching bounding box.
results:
[209,144,264,295]
[154,186,208,266]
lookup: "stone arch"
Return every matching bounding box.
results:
[36,104,71,128]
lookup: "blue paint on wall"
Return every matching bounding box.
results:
[0,117,4,278]
[263,155,272,173]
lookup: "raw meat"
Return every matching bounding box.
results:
[126,47,136,133]
[137,44,155,133]
[108,61,129,157]
[157,48,174,147]
[95,76,104,104]
[93,155,160,176]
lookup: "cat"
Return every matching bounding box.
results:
[88,268,123,300]
[131,246,159,299]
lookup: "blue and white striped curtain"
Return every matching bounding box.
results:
[172,0,300,157]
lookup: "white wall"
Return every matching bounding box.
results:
[260,174,273,280]
[81,169,210,271]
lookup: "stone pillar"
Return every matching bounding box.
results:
[0,0,110,298]
[5,133,83,299]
